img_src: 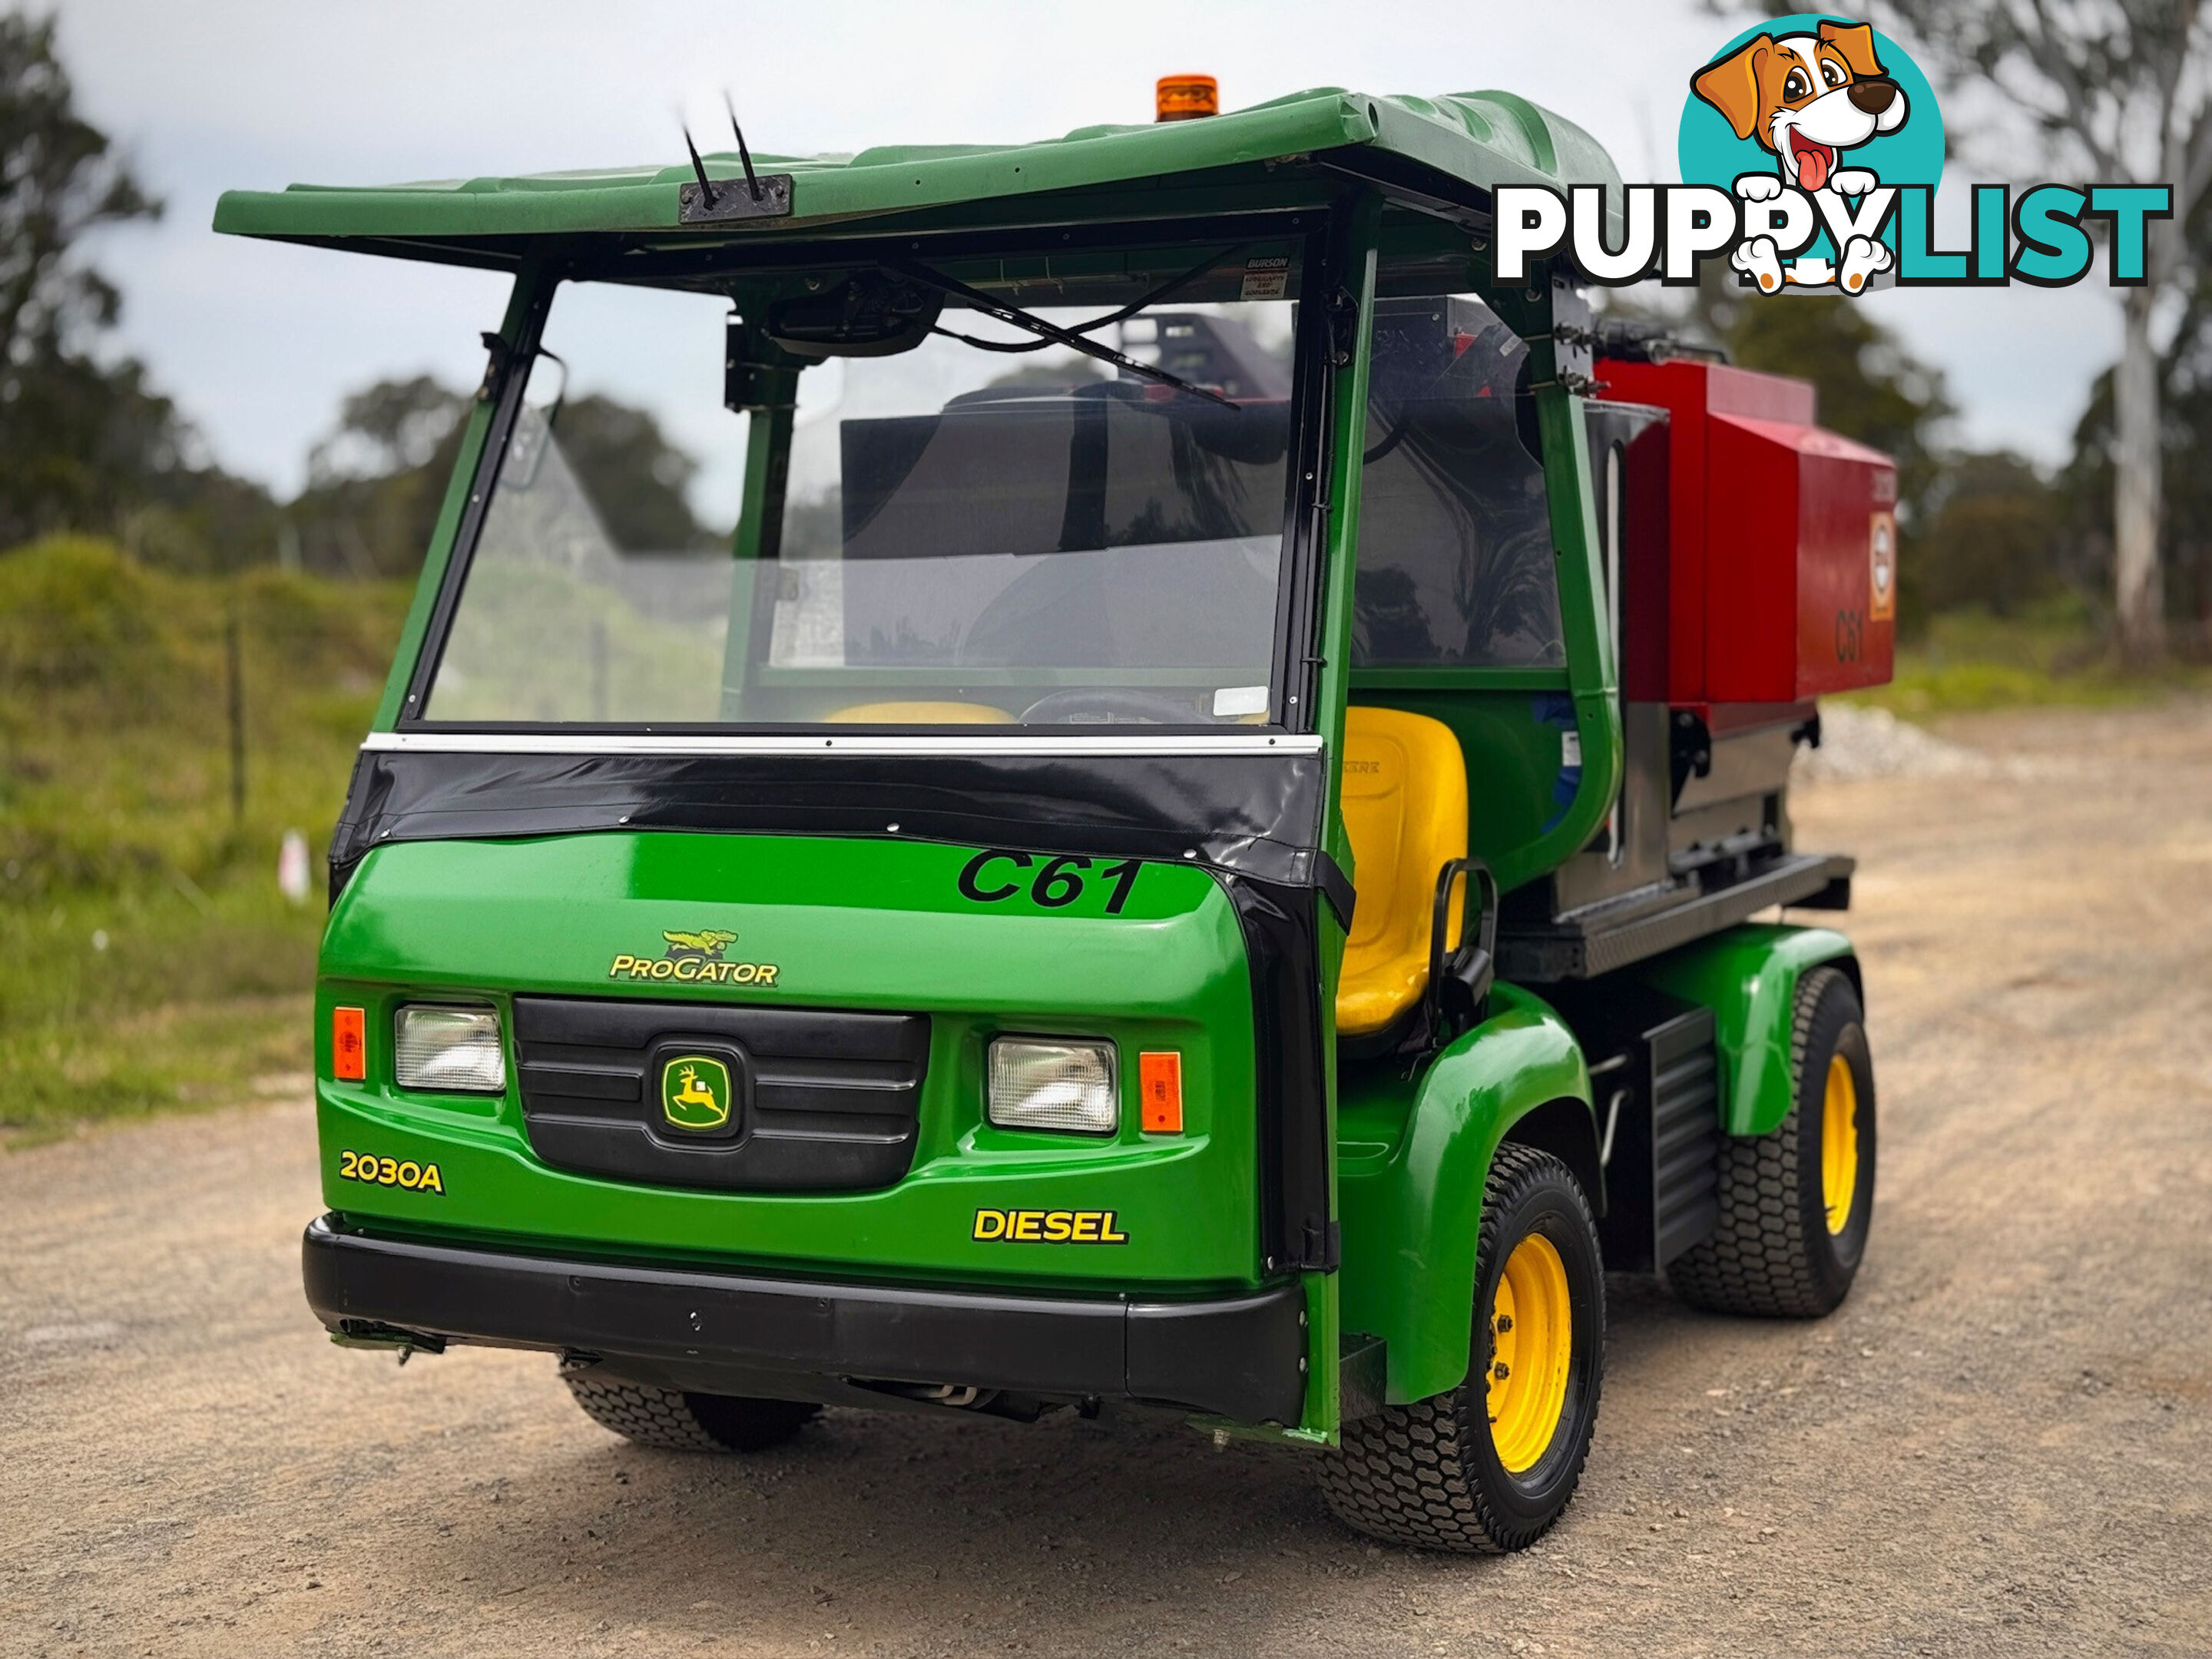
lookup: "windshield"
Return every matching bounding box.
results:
[1352,294,1564,668]
[419,242,1306,730]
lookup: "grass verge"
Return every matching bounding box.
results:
[0,537,405,1143]
[1856,607,2212,717]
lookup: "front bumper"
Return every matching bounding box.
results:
[302,1215,1307,1424]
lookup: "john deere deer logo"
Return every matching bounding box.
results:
[661,1055,732,1131]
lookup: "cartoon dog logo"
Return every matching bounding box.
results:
[1691,18,1909,293]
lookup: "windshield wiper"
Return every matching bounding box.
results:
[925,245,1235,356]
[892,260,1240,409]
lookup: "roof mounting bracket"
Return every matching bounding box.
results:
[679,174,795,224]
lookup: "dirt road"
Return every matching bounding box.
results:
[5,703,2210,1658]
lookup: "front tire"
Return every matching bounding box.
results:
[1667,965,1876,1317]
[561,1367,820,1452]
[1317,1143,1604,1552]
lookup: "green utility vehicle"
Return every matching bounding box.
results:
[219,80,1889,1552]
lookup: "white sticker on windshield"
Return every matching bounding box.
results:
[1213,684,1270,718]
[1561,730,1582,767]
[1239,257,1290,302]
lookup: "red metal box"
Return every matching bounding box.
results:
[1598,359,1896,707]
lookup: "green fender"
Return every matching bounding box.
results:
[1637,923,1859,1137]
[1336,983,1592,1405]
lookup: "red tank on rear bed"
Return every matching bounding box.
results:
[1599,358,1897,713]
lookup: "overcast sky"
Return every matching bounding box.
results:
[53,0,2120,498]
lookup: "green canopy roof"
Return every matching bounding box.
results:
[213,87,1620,265]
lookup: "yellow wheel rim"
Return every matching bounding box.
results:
[1485,1232,1574,1474]
[1821,1052,1859,1235]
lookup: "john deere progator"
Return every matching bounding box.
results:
[217,75,1892,1551]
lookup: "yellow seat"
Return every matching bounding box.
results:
[1336,706,1468,1038]
[824,701,1012,724]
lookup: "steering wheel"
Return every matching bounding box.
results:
[1018,688,1210,725]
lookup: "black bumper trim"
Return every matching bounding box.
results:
[302,1216,1306,1426]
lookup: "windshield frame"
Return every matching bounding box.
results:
[394,210,1338,744]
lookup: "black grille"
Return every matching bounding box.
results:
[513,997,929,1193]
[1649,1006,1720,1267]
[1543,982,1720,1275]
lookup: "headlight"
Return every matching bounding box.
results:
[987,1038,1118,1135]
[394,1005,506,1094]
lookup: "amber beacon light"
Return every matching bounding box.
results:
[1156,75,1218,121]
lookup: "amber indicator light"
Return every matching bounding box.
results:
[332,1006,367,1081]
[1156,75,1218,122]
[1138,1051,1184,1132]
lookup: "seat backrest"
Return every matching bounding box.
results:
[1335,705,1469,1038]
[826,701,1012,723]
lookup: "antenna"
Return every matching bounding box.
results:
[724,91,763,202]
[680,121,720,208]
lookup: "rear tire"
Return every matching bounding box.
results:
[561,1367,820,1452]
[1667,965,1876,1317]
[1316,1142,1604,1552]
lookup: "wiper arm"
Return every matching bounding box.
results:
[892,261,1240,409]
[924,244,1239,356]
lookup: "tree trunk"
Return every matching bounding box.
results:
[2114,287,2165,663]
